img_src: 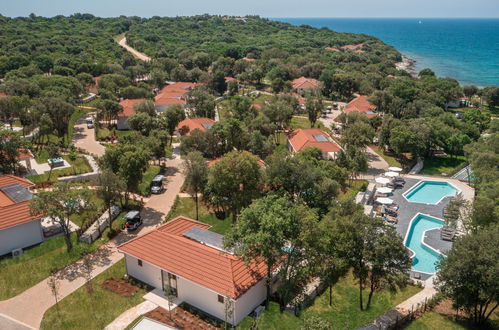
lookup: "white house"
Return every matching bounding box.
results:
[0,175,43,256]
[118,216,268,325]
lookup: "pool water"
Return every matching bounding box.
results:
[404,214,445,274]
[404,181,458,204]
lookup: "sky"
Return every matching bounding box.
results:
[1,0,498,18]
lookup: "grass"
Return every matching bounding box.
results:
[290,116,329,132]
[40,259,147,330]
[27,155,93,183]
[239,271,422,329]
[339,180,368,202]
[370,145,404,168]
[165,197,232,235]
[406,312,472,330]
[137,165,161,196]
[420,155,467,176]
[69,191,106,227]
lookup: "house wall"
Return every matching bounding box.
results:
[117,116,129,130]
[0,219,43,256]
[124,253,265,325]
[233,279,266,325]
[125,254,162,288]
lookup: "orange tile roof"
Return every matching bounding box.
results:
[224,76,238,82]
[16,149,33,160]
[177,118,215,136]
[242,57,255,62]
[0,175,38,230]
[344,95,377,118]
[0,92,8,98]
[288,128,341,153]
[250,103,262,109]
[292,77,320,90]
[118,99,146,118]
[155,82,196,107]
[324,47,340,52]
[118,216,268,299]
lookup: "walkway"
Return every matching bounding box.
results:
[104,301,158,330]
[117,36,151,62]
[0,155,185,329]
[72,113,105,157]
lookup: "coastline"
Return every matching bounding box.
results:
[396,55,417,77]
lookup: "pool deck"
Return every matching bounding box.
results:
[385,175,474,280]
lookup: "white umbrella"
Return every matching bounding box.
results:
[376,197,394,205]
[377,187,393,194]
[375,177,390,185]
[384,171,399,177]
[388,166,403,172]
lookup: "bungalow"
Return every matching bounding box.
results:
[324,47,340,52]
[343,95,378,118]
[341,43,364,51]
[118,216,268,325]
[292,77,321,94]
[154,82,196,113]
[117,98,146,130]
[446,97,470,109]
[0,175,43,256]
[288,128,341,160]
[177,117,216,136]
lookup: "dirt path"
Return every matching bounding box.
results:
[117,36,151,62]
[0,153,184,329]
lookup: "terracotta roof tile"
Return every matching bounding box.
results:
[292,77,320,90]
[288,128,341,153]
[118,99,146,118]
[177,118,215,136]
[118,217,267,299]
[341,43,364,51]
[344,95,377,118]
[0,175,37,230]
[155,82,196,107]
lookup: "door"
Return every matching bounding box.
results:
[162,270,178,297]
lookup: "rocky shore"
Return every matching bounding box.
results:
[396,55,417,76]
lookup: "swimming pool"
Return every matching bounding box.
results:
[404,214,445,274]
[403,181,458,204]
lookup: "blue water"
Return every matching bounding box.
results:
[404,181,458,204]
[405,214,445,274]
[275,18,499,87]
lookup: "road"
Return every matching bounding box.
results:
[72,112,105,157]
[117,36,151,62]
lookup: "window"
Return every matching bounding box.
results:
[218,295,225,303]
[137,259,143,267]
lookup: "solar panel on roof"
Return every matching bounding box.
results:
[313,134,328,142]
[183,227,233,253]
[201,123,213,129]
[0,184,32,203]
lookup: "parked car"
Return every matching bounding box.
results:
[332,103,338,110]
[124,211,142,231]
[150,175,165,194]
[86,117,94,129]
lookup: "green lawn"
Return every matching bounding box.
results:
[137,165,161,196]
[69,191,106,227]
[0,213,128,300]
[165,197,232,235]
[339,180,368,202]
[420,155,467,176]
[290,116,329,132]
[40,260,147,330]
[27,155,93,183]
[239,271,422,329]
[370,145,404,168]
[406,312,471,330]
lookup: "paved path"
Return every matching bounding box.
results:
[117,36,151,62]
[72,113,105,157]
[0,154,185,329]
[104,301,157,330]
[365,146,390,176]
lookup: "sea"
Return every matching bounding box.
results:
[274,18,499,87]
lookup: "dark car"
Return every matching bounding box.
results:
[124,211,142,231]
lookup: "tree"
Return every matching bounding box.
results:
[30,182,93,252]
[187,87,216,118]
[205,151,262,223]
[127,112,158,135]
[331,213,411,310]
[118,150,150,199]
[227,80,238,96]
[97,99,123,128]
[133,100,156,116]
[183,151,208,220]
[161,104,185,145]
[306,90,323,128]
[95,169,126,231]
[330,73,358,100]
[224,195,318,309]
[482,86,499,107]
[462,85,478,99]
[418,68,435,78]
[0,130,28,174]
[436,225,499,325]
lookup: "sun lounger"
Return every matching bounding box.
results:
[440,227,456,241]
[383,216,398,224]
